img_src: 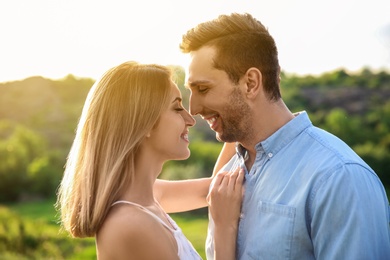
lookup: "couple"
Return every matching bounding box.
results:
[57,13,390,259]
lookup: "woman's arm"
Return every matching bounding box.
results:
[155,142,236,213]
[155,177,211,213]
[212,142,236,176]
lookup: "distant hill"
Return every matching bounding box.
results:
[280,68,390,114]
[1,68,389,144]
[301,86,390,115]
[0,75,94,152]
[0,68,389,186]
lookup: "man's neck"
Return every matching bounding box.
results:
[242,100,295,171]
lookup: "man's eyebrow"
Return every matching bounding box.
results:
[172,97,182,103]
[185,80,211,89]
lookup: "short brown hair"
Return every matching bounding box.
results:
[180,13,281,100]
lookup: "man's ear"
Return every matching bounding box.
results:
[244,67,262,99]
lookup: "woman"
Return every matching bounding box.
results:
[56,61,242,259]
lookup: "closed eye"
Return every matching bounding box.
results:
[198,86,208,93]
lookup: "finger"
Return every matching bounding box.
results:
[220,172,230,189]
[236,168,245,185]
[208,172,228,204]
[212,172,226,187]
[235,168,245,192]
[227,167,240,191]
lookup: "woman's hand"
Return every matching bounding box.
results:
[207,167,245,260]
[207,167,244,227]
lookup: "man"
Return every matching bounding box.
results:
[180,13,390,259]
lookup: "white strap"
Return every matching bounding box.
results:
[111,200,174,231]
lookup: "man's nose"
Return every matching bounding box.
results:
[189,93,201,116]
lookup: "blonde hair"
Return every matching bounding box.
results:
[56,61,172,237]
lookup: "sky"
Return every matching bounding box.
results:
[0,0,389,83]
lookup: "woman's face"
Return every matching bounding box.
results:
[146,82,196,161]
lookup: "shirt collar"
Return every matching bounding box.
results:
[235,111,312,159]
[262,111,312,156]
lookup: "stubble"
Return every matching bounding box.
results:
[217,87,253,143]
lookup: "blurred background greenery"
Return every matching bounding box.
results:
[0,66,389,258]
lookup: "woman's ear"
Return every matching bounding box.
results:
[245,68,262,99]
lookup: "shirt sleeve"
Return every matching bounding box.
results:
[310,163,390,259]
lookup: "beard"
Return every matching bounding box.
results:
[216,87,252,143]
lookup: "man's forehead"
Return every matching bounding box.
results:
[188,46,215,70]
[186,63,212,85]
[184,47,218,88]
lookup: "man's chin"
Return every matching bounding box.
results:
[215,132,229,143]
[216,131,238,143]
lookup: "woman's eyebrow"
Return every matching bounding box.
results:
[172,97,182,103]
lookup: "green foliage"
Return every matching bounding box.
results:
[322,108,366,145]
[0,67,389,203]
[0,121,64,202]
[0,121,45,201]
[354,142,390,185]
[161,164,205,180]
[27,152,63,198]
[0,202,96,259]
[161,141,223,180]
[282,68,390,90]
[186,142,224,172]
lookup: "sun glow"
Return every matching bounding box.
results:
[0,0,389,83]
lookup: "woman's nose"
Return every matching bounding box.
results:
[184,109,196,127]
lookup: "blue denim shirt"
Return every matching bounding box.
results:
[206,111,390,259]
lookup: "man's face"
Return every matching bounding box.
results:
[187,46,251,142]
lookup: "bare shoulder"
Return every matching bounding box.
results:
[96,205,179,260]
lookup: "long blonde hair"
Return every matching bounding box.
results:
[56,61,172,237]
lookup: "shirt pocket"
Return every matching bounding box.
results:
[246,201,296,260]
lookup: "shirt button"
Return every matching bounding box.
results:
[240,213,244,219]
[268,153,273,158]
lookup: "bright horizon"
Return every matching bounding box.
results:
[1,0,389,83]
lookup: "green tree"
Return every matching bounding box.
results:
[27,151,63,198]
[0,121,47,202]
[322,109,365,146]
[161,141,223,180]
[354,142,390,185]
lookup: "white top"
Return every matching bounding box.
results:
[112,200,202,260]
